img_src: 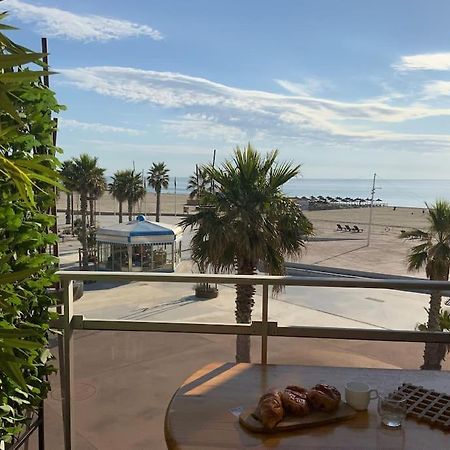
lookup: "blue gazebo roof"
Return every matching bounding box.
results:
[96,215,182,244]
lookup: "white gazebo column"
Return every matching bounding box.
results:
[127,245,132,271]
[171,241,175,270]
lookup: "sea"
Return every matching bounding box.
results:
[162,178,450,208]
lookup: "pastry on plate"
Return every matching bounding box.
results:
[308,384,341,412]
[280,386,310,416]
[254,390,285,429]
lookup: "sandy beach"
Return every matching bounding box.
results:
[57,191,190,217]
[57,192,428,277]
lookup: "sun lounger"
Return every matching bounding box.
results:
[345,225,352,232]
[352,225,364,233]
[336,224,344,231]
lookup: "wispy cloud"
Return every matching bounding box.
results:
[275,78,328,96]
[58,66,450,150]
[393,52,450,71]
[422,80,450,98]
[59,118,144,136]
[79,139,213,155]
[4,0,163,42]
[162,114,247,143]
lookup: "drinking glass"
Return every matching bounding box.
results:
[378,395,407,428]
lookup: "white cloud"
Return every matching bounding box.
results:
[59,118,143,136]
[275,78,327,96]
[78,139,213,155]
[394,53,450,71]
[58,66,450,151]
[422,80,450,98]
[162,114,247,143]
[4,0,163,42]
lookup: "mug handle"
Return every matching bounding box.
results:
[369,389,379,400]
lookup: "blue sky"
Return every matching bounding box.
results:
[5,0,450,178]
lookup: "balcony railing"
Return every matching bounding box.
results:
[55,270,450,449]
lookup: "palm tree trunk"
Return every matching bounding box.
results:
[80,192,89,270]
[89,198,94,226]
[128,200,133,221]
[422,290,443,370]
[156,188,161,222]
[235,259,256,363]
[65,192,71,224]
[118,201,123,223]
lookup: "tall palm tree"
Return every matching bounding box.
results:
[88,172,107,226]
[187,165,211,200]
[125,170,146,221]
[147,162,169,222]
[109,170,146,222]
[180,144,313,362]
[61,160,77,225]
[69,154,106,270]
[400,200,450,370]
[109,170,128,223]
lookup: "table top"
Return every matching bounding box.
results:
[164,362,450,449]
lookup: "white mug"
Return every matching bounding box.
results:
[345,382,378,411]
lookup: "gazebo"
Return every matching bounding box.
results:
[95,215,183,272]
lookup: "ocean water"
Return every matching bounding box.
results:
[162,178,450,208]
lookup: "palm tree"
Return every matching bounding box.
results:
[125,170,146,221]
[110,170,146,222]
[60,160,76,225]
[180,144,313,362]
[88,172,107,226]
[187,165,211,200]
[147,162,169,222]
[109,170,128,223]
[400,200,450,370]
[69,154,106,270]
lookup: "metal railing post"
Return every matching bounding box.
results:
[62,279,74,450]
[261,284,269,364]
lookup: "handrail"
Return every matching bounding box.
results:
[56,270,450,290]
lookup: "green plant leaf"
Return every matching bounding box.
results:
[0,338,42,350]
[0,52,46,69]
[0,268,37,285]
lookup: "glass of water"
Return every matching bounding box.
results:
[378,395,407,428]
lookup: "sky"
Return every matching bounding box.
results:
[5,0,450,178]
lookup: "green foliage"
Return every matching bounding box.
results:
[147,162,169,193]
[0,14,62,443]
[64,154,106,269]
[148,162,169,222]
[110,169,146,221]
[400,201,450,280]
[181,144,314,276]
[187,165,211,200]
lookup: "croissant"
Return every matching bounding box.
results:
[254,391,284,429]
[308,384,341,412]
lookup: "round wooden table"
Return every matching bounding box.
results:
[165,362,450,449]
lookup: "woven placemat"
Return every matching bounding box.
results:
[389,383,450,429]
